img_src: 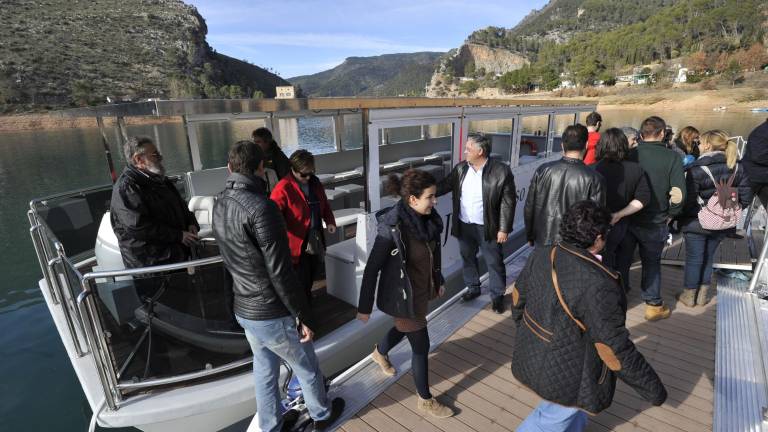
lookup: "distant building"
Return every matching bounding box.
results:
[675,67,688,83]
[275,86,296,99]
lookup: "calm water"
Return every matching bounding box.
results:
[0,109,764,431]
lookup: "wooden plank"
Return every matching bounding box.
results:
[384,381,479,432]
[341,416,379,432]
[354,403,411,432]
[369,392,447,432]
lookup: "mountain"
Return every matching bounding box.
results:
[288,52,443,97]
[428,0,768,96]
[0,0,289,112]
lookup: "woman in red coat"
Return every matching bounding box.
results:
[270,150,336,304]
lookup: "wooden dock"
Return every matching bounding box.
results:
[339,264,716,432]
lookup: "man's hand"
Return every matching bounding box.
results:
[528,240,534,247]
[188,225,198,235]
[610,213,623,225]
[497,231,508,244]
[356,312,370,323]
[438,285,446,297]
[327,224,337,234]
[181,230,199,247]
[299,323,314,343]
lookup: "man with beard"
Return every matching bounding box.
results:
[110,136,199,269]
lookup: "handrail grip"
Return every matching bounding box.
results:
[81,256,223,282]
[115,358,252,391]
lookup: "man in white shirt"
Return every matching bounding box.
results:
[437,133,517,313]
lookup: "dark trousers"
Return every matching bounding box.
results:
[458,221,506,298]
[615,223,668,305]
[683,231,726,289]
[296,251,320,305]
[379,326,431,399]
[753,183,768,210]
[603,218,628,272]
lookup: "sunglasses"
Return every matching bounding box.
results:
[297,171,314,178]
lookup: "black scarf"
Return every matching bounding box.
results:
[396,200,443,242]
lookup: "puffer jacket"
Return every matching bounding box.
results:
[437,158,517,241]
[212,173,315,330]
[110,165,199,269]
[680,152,753,234]
[357,202,443,318]
[511,243,667,414]
[524,157,605,246]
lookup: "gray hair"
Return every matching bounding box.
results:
[123,136,154,162]
[620,126,639,142]
[467,132,492,157]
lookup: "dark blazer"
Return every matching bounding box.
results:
[744,120,768,185]
[511,244,667,414]
[212,173,315,329]
[110,165,199,269]
[357,203,443,318]
[437,158,517,241]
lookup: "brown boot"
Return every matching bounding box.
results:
[417,395,454,418]
[371,345,396,376]
[696,284,711,306]
[644,304,671,321]
[677,289,697,307]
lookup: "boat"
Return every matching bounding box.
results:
[713,106,727,111]
[27,97,597,431]
[751,107,768,112]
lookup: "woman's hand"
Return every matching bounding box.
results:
[439,285,446,297]
[610,213,623,225]
[327,224,337,234]
[356,312,370,323]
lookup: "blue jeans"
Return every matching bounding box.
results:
[683,231,726,289]
[517,401,588,432]
[236,315,330,432]
[458,221,506,298]
[616,223,668,305]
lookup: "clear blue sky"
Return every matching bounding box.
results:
[186,0,549,78]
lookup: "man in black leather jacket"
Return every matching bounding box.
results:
[213,141,343,432]
[524,124,605,247]
[110,136,199,270]
[437,132,517,313]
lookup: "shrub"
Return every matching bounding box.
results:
[700,79,718,90]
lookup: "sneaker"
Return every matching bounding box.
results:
[280,409,300,432]
[309,397,345,432]
[677,289,697,307]
[491,296,505,314]
[696,284,711,306]
[371,344,396,376]
[461,290,481,302]
[417,395,455,418]
[644,303,671,321]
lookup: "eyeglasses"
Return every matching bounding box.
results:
[298,171,314,178]
[145,151,162,159]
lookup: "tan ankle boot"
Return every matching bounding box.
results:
[644,304,671,321]
[417,395,454,418]
[696,284,711,306]
[677,289,697,307]
[371,345,396,376]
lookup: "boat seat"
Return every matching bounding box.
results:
[188,196,215,239]
[334,183,365,209]
[324,188,348,211]
[186,167,229,197]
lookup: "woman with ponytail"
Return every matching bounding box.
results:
[356,169,455,419]
[678,130,752,307]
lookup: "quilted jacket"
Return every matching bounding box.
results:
[511,243,667,414]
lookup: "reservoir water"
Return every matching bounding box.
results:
[1,108,765,431]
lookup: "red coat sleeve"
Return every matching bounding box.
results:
[315,183,336,226]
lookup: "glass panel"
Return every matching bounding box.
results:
[124,118,195,175]
[519,116,549,165]
[552,114,576,153]
[342,113,363,150]
[427,123,452,138]
[91,261,251,389]
[195,119,267,170]
[278,117,336,156]
[468,119,513,164]
[385,126,422,144]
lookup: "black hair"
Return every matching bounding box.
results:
[228,140,264,175]
[123,136,154,162]
[467,132,492,156]
[586,112,602,127]
[559,200,612,249]
[252,127,279,148]
[289,149,315,173]
[595,128,629,162]
[562,124,589,152]
[640,116,666,140]
[386,169,437,200]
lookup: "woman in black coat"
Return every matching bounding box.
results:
[356,169,454,418]
[678,130,753,307]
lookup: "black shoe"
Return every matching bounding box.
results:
[309,397,345,431]
[492,296,505,314]
[461,290,481,302]
[280,409,300,432]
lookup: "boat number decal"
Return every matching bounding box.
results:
[443,213,451,246]
[517,187,526,203]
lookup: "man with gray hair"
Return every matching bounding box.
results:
[438,132,517,314]
[110,136,199,269]
[621,126,640,149]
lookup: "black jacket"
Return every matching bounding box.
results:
[266,144,291,180]
[593,159,651,213]
[110,165,199,269]
[511,244,667,414]
[436,158,516,241]
[524,157,606,246]
[680,152,753,234]
[212,173,315,329]
[744,120,768,185]
[357,202,443,318]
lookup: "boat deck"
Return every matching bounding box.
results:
[661,230,763,271]
[337,263,717,432]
